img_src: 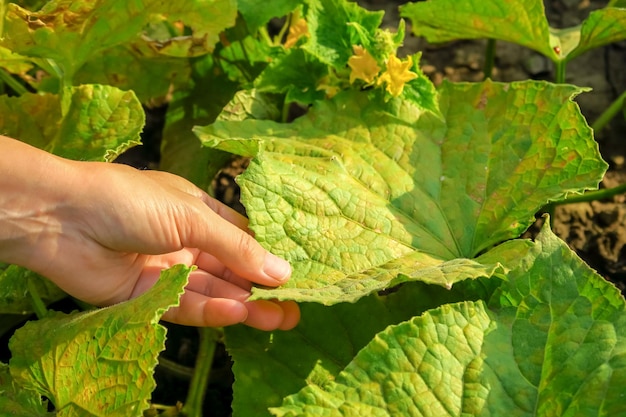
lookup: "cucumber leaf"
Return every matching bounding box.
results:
[225,272,510,417]
[0,363,53,417]
[559,6,626,61]
[0,45,35,74]
[254,48,329,104]
[238,0,305,33]
[8,265,191,417]
[196,80,607,304]
[304,0,384,67]
[400,0,626,63]
[0,84,144,161]
[272,225,626,416]
[72,43,192,103]
[1,0,236,85]
[0,264,66,315]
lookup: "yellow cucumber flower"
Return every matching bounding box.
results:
[284,17,309,48]
[377,54,418,97]
[347,45,380,84]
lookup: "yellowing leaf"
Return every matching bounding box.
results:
[377,53,418,97]
[0,84,144,162]
[196,81,607,305]
[316,75,341,98]
[1,0,237,83]
[8,265,191,417]
[347,45,380,84]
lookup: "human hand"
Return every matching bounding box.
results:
[0,137,299,331]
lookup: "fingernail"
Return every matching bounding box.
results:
[263,252,291,282]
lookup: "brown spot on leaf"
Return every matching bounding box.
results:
[476,91,488,110]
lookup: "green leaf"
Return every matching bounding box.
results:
[480,223,626,415]
[226,242,526,416]
[226,275,505,417]
[218,89,282,123]
[304,0,384,67]
[73,43,192,103]
[0,264,65,315]
[227,298,401,417]
[196,80,606,304]
[400,0,626,63]
[254,48,329,104]
[272,225,626,416]
[274,301,493,417]
[1,0,236,82]
[401,52,439,116]
[238,0,305,32]
[7,265,191,417]
[0,84,144,161]
[400,0,556,58]
[559,6,626,61]
[218,30,277,85]
[0,45,35,74]
[0,363,52,417]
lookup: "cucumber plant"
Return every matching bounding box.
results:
[0,0,624,416]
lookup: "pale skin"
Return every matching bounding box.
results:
[0,135,300,331]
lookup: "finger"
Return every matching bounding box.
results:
[194,252,253,290]
[276,300,301,331]
[242,300,285,331]
[162,292,248,327]
[200,195,252,233]
[185,269,250,301]
[180,200,292,288]
[242,299,301,331]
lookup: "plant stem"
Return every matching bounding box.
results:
[181,327,221,417]
[547,183,626,209]
[158,356,195,380]
[281,99,291,123]
[591,89,626,132]
[258,26,274,46]
[0,69,29,95]
[483,39,496,79]
[554,60,566,84]
[275,13,293,45]
[26,279,49,320]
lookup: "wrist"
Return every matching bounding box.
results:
[0,136,79,271]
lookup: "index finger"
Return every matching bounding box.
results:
[179,196,292,288]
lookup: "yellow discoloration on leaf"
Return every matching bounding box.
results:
[284,17,309,49]
[317,75,341,98]
[377,53,419,97]
[348,45,381,84]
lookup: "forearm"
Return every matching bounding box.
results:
[0,135,77,269]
